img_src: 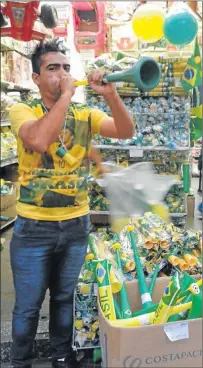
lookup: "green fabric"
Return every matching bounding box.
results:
[181,37,202,92]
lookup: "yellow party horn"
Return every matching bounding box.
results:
[110,302,192,328]
[74,80,88,87]
[176,258,189,271]
[192,249,201,258]
[183,253,197,267]
[168,255,180,267]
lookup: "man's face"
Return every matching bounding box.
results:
[33,52,70,101]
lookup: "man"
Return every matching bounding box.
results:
[9,39,134,368]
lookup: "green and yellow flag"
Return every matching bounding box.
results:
[181,37,202,92]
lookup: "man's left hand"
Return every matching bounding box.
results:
[88,70,117,98]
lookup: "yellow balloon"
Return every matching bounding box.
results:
[132,4,165,43]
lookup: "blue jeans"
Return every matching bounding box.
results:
[10,215,90,367]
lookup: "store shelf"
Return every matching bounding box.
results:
[90,210,186,218]
[1,120,10,127]
[90,210,109,215]
[94,144,190,152]
[0,216,17,231]
[1,80,37,92]
[170,212,187,218]
[0,156,18,168]
[0,42,28,57]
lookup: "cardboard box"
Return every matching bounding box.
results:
[1,183,17,219]
[99,278,202,368]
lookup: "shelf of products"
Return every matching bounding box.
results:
[1,80,37,92]
[72,283,100,351]
[1,38,37,57]
[1,126,17,163]
[1,120,11,127]
[0,156,18,168]
[73,214,202,350]
[0,181,17,231]
[86,53,191,225]
[94,144,190,152]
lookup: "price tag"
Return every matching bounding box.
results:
[130,148,143,158]
[93,283,98,296]
[164,322,189,342]
[115,82,124,88]
[175,78,182,87]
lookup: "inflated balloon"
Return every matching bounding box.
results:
[164,3,198,46]
[132,4,165,44]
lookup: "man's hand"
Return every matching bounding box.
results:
[97,163,110,177]
[60,76,77,97]
[88,70,117,98]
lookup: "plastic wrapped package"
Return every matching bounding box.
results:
[73,283,100,350]
[88,95,190,148]
[1,92,21,121]
[1,127,17,160]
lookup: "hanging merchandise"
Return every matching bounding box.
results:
[111,25,137,52]
[181,37,202,143]
[132,4,165,44]
[181,37,202,92]
[71,2,107,57]
[53,3,69,38]
[0,1,58,41]
[105,2,135,24]
[164,2,198,46]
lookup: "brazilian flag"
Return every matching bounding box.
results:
[191,84,203,142]
[181,37,202,92]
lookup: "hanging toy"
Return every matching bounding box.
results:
[132,4,165,43]
[164,2,198,46]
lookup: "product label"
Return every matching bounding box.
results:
[130,148,144,158]
[102,332,202,368]
[139,313,150,326]
[164,322,189,342]
[122,350,202,367]
[141,292,152,304]
[99,286,116,320]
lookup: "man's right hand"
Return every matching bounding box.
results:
[60,76,76,97]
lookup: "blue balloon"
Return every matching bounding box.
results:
[164,9,198,46]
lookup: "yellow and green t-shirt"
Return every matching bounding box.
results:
[9,99,108,221]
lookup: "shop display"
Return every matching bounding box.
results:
[71,1,107,57]
[1,2,202,365]
[0,1,58,41]
[1,127,17,161]
[73,213,202,348]
[88,214,202,278]
[89,95,190,148]
[72,282,100,349]
[1,51,34,88]
[164,184,186,214]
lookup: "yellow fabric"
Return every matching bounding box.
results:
[9,100,108,221]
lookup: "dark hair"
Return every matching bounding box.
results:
[31,39,67,74]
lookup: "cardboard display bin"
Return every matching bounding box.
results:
[1,183,17,219]
[99,278,202,368]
